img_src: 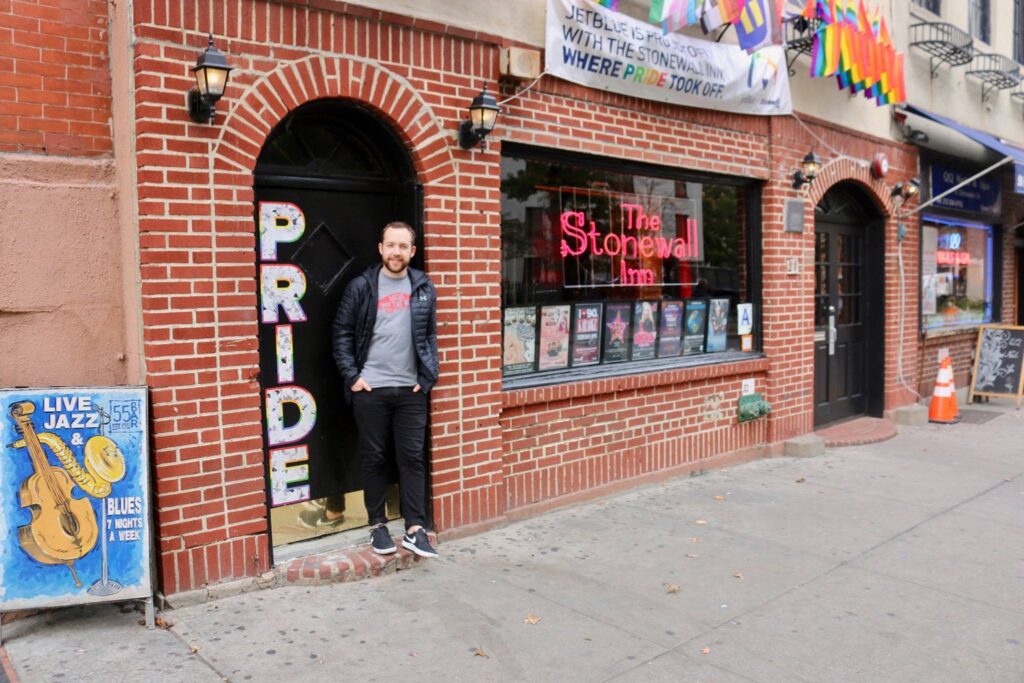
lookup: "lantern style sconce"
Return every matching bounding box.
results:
[458,86,501,150]
[792,151,822,189]
[188,35,234,124]
[891,177,921,201]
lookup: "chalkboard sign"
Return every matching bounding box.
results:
[968,324,1024,408]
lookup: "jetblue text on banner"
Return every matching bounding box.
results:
[547,0,791,116]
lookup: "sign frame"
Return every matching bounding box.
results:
[968,324,1024,409]
[0,385,154,630]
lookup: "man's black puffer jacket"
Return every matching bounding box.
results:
[332,264,438,402]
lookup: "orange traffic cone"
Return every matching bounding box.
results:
[928,356,960,424]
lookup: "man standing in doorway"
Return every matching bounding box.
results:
[333,221,439,557]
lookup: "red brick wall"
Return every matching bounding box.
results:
[132,2,492,594]
[0,0,111,155]
[132,1,922,596]
[766,116,919,429]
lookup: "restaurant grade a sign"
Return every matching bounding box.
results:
[547,0,792,115]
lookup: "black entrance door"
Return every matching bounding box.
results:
[254,100,420,547]
[813,184,884,427]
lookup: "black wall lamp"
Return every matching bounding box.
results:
[458,85,500,150]
[891,177,921,201]
[792,151,822,189]
[188,35,234,124]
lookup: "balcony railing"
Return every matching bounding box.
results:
[966,53,1023,102]
[783,16,826,74]
[909,22,974,78]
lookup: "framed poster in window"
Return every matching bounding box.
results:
[602,302,632,363]
[706,298,730,352]
[631,301,659,361]
[682,299,708,355]
[502,306,538,376]
[571,303,603,367]
[538,305,571,371]
[658,300,684,357]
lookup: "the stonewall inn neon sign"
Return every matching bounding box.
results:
[559,198,701,286]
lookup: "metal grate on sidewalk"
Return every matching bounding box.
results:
[956,409,1002,425]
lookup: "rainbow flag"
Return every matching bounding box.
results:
[596,0,620,9]
[701,0,742,32]
[816,0,837,23]
[651,0,705,32]
[736,0,783,53]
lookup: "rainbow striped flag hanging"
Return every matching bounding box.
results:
[650,0,705,32]
[596,0,620,9]
[802,0,906,105]
[701,0,743,32]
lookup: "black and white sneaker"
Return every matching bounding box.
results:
[402,528,438,558]
[369,525,396,554]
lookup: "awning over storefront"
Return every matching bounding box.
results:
[901,103,1024,195]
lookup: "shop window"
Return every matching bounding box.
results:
[912,0,941,15]
[500,146,760,382]
[968,0,990,44]
[921,216,995,332]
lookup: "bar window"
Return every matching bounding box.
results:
[500,146,760,381]
[921,216,994,331]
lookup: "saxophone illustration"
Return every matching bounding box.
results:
[11,432,127,498]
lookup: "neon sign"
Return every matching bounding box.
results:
[560,199,701,287]
[936,249,971,267]
[937,232,963,250]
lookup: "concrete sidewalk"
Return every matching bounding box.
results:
[2,403,1022,682]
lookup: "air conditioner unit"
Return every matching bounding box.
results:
[499,47,542,81]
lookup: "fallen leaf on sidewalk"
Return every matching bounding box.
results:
[665,583,680,593]
[473,647,489,658]
[695,519,707,525]
[190,646,200,654]
[733,572,744,579]
[138,616,172,629]
[524,613,541,625]
[714,495,727,501]
[795,477,806,483]
[701,647,711,655]
[689,537,700,543]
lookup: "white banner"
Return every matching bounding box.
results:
[546,0,791,116]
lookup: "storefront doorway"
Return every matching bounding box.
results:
[813,183,885,427]
[253,99,421,548]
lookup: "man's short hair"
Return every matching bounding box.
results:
[380,221,416,245]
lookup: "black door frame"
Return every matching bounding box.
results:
[252,99,425,555]
[813,183,885,427]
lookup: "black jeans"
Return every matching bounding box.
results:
[350,387,428,529]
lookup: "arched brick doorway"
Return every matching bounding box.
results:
[813,181,886,426]
[253,99,422,551]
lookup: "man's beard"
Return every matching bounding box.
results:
[383,256,408,273]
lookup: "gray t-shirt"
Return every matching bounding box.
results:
[360,271,419,388]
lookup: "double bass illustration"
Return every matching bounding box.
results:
[7,401,125,588]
